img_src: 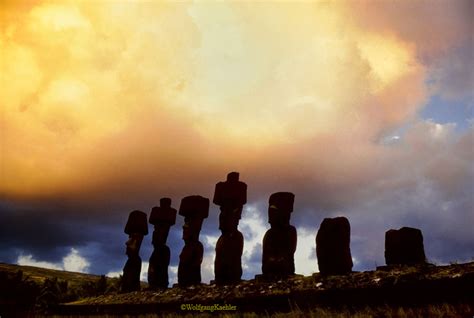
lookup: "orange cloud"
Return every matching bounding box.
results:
[0,1,429,199]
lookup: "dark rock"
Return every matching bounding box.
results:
[262,225,297,277]
[178,241,204,287]
[148,199,177,289]
[213,172,247,209]
[215,230,244,285]
[124,210,148,236]
[262,192,297,278]
[179,195,210,220]
[215,212,244,285]
[316,216,353,275]
[385,227,426,265]
[122,256,142,293]
[122,211,148,292]
[148,245,170,289]
[178,195,209,287]
[269,192,294,213]
[213,173,247,285]
[149,199,177,226]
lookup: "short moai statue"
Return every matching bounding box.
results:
[148,198,177,289]
[316,216,353,275]
[213,172,247,285]
[122,210,148,292]
[385,227,426,265]
[177,195,209,287]
[262,192,297,278]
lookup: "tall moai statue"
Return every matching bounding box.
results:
[213,172,247,285]
[177,195,209,287]
[148,198,177,289]
[262,192,297,278]
[316,216,353,275]
[122,210,148,292]
[385,227,426,265]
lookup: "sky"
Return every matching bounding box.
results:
[0,0,473,284]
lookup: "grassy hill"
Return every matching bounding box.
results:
[0,262,117,289]
[0,262,125,316]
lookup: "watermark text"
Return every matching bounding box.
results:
[180,303,237,312]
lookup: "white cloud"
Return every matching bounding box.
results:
[200,234,219,284]
[169,265,178,286]
[294,227,318,275]
[200,250,215,284]
[105,270,121,278]
[240,204,267,279]
[140,261,149,282]
[17,254,63,271]
[62,248,90,272]
[17,247,90,273]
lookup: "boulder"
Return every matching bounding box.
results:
[316,216,353,275]
[385,227,426,265]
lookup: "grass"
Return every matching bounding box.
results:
[33,303,474,318]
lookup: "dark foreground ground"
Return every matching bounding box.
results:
[1,262,473,317]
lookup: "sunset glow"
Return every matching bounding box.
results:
[1,1,428,197]
[0,0,472,283]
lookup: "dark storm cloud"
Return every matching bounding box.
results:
[0,206,88,263]
[1,124,472,277]
[1,0,472,281]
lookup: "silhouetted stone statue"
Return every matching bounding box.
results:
[148,198,176,289]
[213,172,247,285]
[316,216,353,275]
[213,172,247,220]
[262,192,297,278]
[177,195,209,287]
[385,227,426,265]
[122,210,148,292]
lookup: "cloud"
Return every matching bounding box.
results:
[0,1,472,280]
[17,254,62,271]
[17,248,90,273]
[428,45,474,101]
[140,262,149,282]
[1,1,426,199]
[346,0,472,57]
[240,204,267,279]
[294,228,318,275]
[62,248,90,272]
[347,0,473,102]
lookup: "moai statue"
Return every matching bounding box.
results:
[122,210,148,292]
[316,216,353,275]
[213,172,247,285]
[148,198,177,289]
[385,227,426,265]
[177,195,209,287]
[262,192,297,278]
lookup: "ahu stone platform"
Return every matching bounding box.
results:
[56,262,474,316]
